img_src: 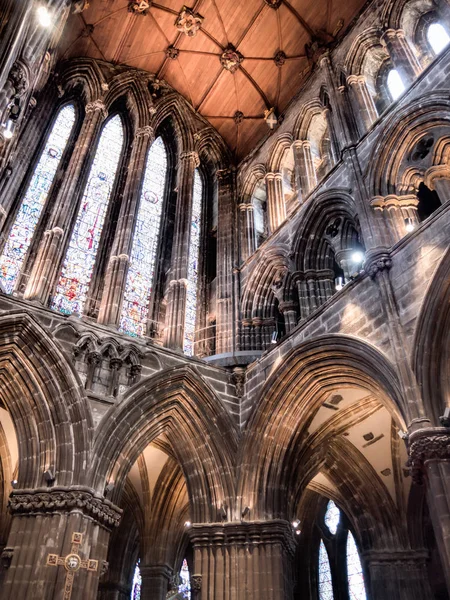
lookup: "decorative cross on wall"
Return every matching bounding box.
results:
[46,532,98,600]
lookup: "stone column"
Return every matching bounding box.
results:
[364,549,433,599]
[98,126,154,327]
[319,54,352,153]
[292,141,317,201]
[24,99,108,305]
[0,3,32,94]
[1,486,121,600]
[189,520,296,600]
[407,427,450,593]
[140,564,172,600]
[279,302,298,333]
[216,168,237,355]
[164,150,199,351]
[239,203,256,261]
[265,172,286,232]
[346,75,378,133]
[381,29,422,87]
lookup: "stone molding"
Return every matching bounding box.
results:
[188,520,297,557]
[364,548,429,566]
[8,487,122,530]
[407,427,450,484]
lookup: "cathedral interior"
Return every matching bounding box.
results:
[0,0,449,599]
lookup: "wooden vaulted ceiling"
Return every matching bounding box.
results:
[59,0,366,159]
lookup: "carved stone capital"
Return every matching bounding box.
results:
[407,428,450,485]
[191,574,202,592]
[179,150,200,167]
[1,547,14,569]
[85,99,108,119]
[8,487,122,530]
[135,125,154,140]
[364,250,392,279]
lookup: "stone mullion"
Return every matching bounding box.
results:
[24,100,107,304]
[216,168,236,355]
[164,151,198,351]
[239,203,255,261]
[98,126,154,327]
[346,76,378,134]
[292,141,317,201]
[265,173,286,232]
[381,29,422,87]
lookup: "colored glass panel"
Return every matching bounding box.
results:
[0,105,75,293]
[178,558,191,598]
[347,531,367,600]
[131,563,141,599]
[324,500,340,535]
[183,169,202,356]
[318,539,334,600]
[52,115,123,315]
[120,136,167,336]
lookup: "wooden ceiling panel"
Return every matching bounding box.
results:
[59,0,367,158]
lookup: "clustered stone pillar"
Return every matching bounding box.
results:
[98,125,155,327]
[407,426,450,592]
[164,150,199,351]
[24,99,108,305]
[1,486,121,600]
[319,54,352,152]
[265,172,286,232]
[364,549,434,599]
[189,520,295,600]
[216,168,237,355]
[381,29,422,86]
[292,141,317,201]
[346,75,378,133]
[140,564,172,600]
[371,194,420,243]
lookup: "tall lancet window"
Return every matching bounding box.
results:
[52,115,123,315]
[318,540,334,599]
[183,169,203,356]
[120,136,167,336]
[346,531,367,600]
[0,105,75,293]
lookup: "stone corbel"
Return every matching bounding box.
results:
[407,427,450,485]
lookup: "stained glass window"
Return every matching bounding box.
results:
[318,539,334,600]
[347,531,367,600]
[0,105,75,294]
[52,115,123,315]
[178,559,191,598]
[324,500,340,535]
[183,169,202,356]
[120,136,167,336]
[131,563,141,599]
[427,23,450,56]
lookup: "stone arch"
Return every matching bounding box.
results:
[90,365,238,523]
[0,311,91,488]
[238,335,407,520]
[412,246,450,424]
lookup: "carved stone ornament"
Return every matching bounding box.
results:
[72,0,90,13]
[85,99,108,119]
[221,45,244,73]
[233,110,244,125]
[407,428,450,485]
[1,547,14,569]
[175,6,204,37]
[128,1,151,15]
[81,24,95,38]
[101,560,109,576]
[364,253,392,279]
[264,107,278,130]
[8,488,122,530]
[191,574,202,592]
[274,50,286,67]
[9,62,28,97]
[265,0,282,7]
[166,45,180,60]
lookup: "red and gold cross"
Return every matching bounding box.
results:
[46,532,98,600]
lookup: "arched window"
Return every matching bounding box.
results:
[387,69,405,101]
[178,558,191,598]
[52,115,124,315]
[427,23,450,56]
[318,539,334,600]
[183,169,203,356]
[0,104,75,293]
[120,136,167,336]
[347,531,367,600]
[131,562,141,599]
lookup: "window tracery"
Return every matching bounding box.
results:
[120,136,167,336]
[324,499,340,534]
[318,539,334,600]
[183,169,203,356]
[52,114,124,315]
[0,104,75,293]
